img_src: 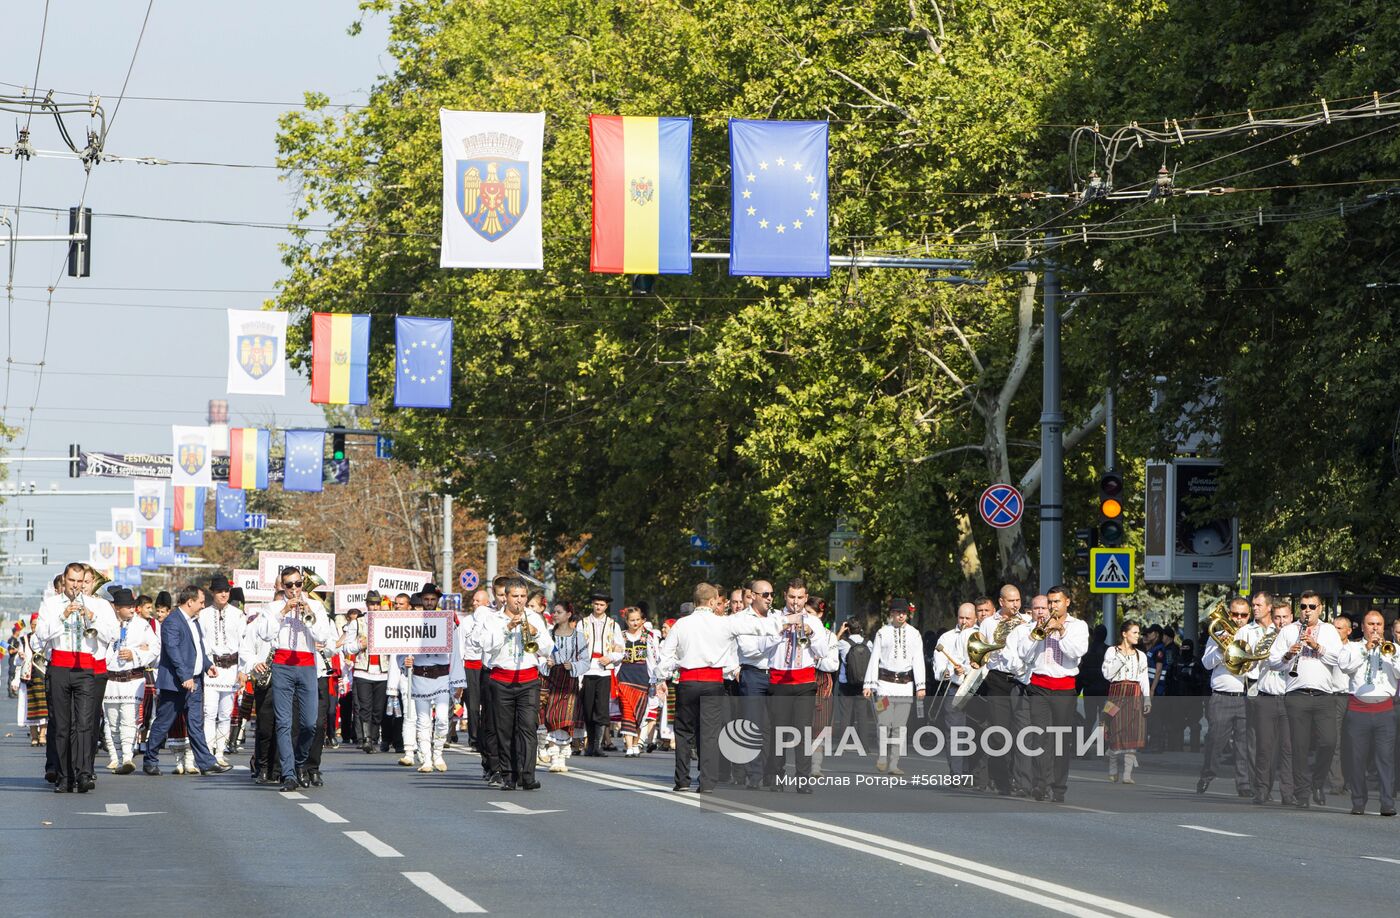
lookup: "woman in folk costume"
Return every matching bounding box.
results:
[542,604,590,773]
[810,614,842,779]
[615,607,660,757]
[14,613,48,745]
[1102,619,1151,784]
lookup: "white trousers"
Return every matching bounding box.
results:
[103,698,139,764]
[876,697,913,769]
[203,688,236,760]
[411,676,449,765]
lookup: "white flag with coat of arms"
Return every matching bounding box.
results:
[171,425,214,487]
[439,110,544,269]
[226,309,288,395]
[132,479,165,530]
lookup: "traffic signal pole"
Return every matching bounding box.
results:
[1038,235,1064,593]
[1102,377,1117,643]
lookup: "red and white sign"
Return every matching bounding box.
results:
[232,568,276,603]
[978,484,1024,530]
[335,584,370,614]
[258,551,336,590]
[366,609,454,655]
[366,565,432,598]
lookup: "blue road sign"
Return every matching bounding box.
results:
[688,534,712,551]
[979,484,1024,529]
[243,512,267,530]
[1090,547,1135,594]
[460,568,480,591]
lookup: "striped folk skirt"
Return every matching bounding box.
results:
[543,666,581,734]
[23,670,48,723]
[1106,681,1146,751]
[813,671,835,732]
[616,681,649,737]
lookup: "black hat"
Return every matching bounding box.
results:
[345,606,363,617]
[589,591,613,603]
[209,575,233,592]
[228,587,245,604]
[887,598,914,614]
[110,587,138,608]
[155,590,173,609]
[421,582,441,597]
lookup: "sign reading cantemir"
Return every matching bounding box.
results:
[257,551,336,591]
[366,609,454,655]
[231,568,275,603]
[366,565,432,599]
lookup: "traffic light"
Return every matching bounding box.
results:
[1073,526,1098,578]
[41,548,48,565]
[68,443,82,478]
[1099,469,1126,547]
[25,519,34,542]
[67,206,92,277]
[331,432,347,461]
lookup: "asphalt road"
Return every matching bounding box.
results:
[2,731,1394,917]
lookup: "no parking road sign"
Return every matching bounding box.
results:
[1090,547,1135,594]
[459,568,480,591]
[978,484,1024,529]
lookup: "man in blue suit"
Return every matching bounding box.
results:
[142,584,232,776]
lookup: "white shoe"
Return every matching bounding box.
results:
[398,755,415,767]
[417,763,434,773]
[811,770,823,779]
[888,766,906,777]
[106,759,120,771]
[549,756,567,774]
[875,759,888,773]
[433,759,447,772]
[215,757,231,768]
[1121,777,1135,785]
[173,762,185,775]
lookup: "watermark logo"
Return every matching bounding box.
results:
[718,718,764,765]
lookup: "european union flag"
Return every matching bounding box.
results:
[283,429,325,493]
[214,484,246,531]
[729,119,829,278]
[121,566,142,588]
[395,316,453,408]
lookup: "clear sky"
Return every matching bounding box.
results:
[0,1,390,609]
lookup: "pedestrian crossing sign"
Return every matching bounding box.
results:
[1089,547,1135,594]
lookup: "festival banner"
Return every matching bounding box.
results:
[439,109,545,269]
[365,565,433,599]
[729,119,830,278]
[310,313,371,405]
[226,309,288,396]
[228,427,271,490]
[170,426,214,487]
[394,316,453,409]
[75,451,339,483]
[365,609,454,655]
[589,115,692,274]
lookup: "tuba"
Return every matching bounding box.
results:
[967,619,1015,668]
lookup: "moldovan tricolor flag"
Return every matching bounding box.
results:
[439,110,545,269]
[172,486,206,532]
[589,116,692,274]
[228,427,270,490]
[310,313,370,405]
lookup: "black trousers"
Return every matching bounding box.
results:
[338,690,356,744]
[48,665,97,784]
[740,665,774,783]
[492,678,540,783]
[478,670,499,775]
[1286,690,1337,803]
[463,665,483,747]
[1345,705,1396,811]
[354,678,387,747]
[581,674,611,749]
[980,669,1019,793]
[1200,692,1252,791]
[674,679,724,790]
[767,682,816,780]
[253,680,277,776]
[1025,684,1076,796]
[1250,692,1293,801]
[304,676,333,771]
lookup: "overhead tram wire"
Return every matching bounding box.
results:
[14,0,157,476]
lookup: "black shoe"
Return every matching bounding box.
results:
[1351,807,1365,815]
[1294,798,1310,809]
[1052,792,1066,803]
[796,786,813,795]
[1312,788,1325,806]
[279,778,300,792]
[696,785,715,795]
[54,783,73,794]
[519,779,541,791]
[1195,777,1210,795]
[253,773,273,785]
[309,770,324,787]
[1237,789,1252,798]
[1251,795,1267,806]
[295,769,310,788]
[1382,808,1396,817]
[500,780,517,791]
[44,770,58,785]
[488,774,505,789]
[116,762,136,775]
[745,778,763,790]
[362,743,374,754]
[1032,788,1047,802]
[673,783,692,792]
[77,773,95,793]
[646,742,657,753]
[199,764,232,775]
[601,742,618,752]
[142,764,161,776]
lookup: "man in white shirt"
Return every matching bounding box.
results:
[101,587,158,774]
[201,575,245,768]
[478,577,552,790]
[578,591,623,756]
[763,578,832,788]
[735,578,778,788]
[934,602,976,778]
[258,567,336,792]
[862,599,926,775]
[1336,609,1397,816]
[973,583,1029,796]
[1244,596,1293,805]
[1196,597,1254,797]
[1267,589,1343,808]
[1019,585,1089,802]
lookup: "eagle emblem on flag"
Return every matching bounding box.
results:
[179,443,207,476]
[138,496,160,521]
[629,176,654,206]
[115,519,134,541]
[455,131,529,242]
[98,541,114,559]
[237,334,278,380]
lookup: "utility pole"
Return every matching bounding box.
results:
[610,546,626,613]
[1038,232,1064,592]
[485,520,498,584]
[441,494,453,594]
[1102,370,1117,642]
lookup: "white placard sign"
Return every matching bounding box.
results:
[258,551,336,590]
[232,568,276,603]
[366,565,432,598]
[335,584,370,614]
[366,609,454,655]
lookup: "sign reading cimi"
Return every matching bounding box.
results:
[366,609,454,655]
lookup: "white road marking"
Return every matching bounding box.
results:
[1361,855,1400,865]
[479,801,561,815]
[402,871,486,913]
[301,803,348,823]
[1178,825,1251,837]
[565,769,1168,918]
[77,803,164,817]
[344,830,403,858]
[281,791,307,800]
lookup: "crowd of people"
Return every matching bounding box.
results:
[8,564,1397,815]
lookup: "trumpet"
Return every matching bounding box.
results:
[1375,640,1396,657]
[518,616,539,655]
[1029,612,1062,643]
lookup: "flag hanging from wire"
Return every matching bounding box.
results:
[729,119,829,277]
[589,115,692,274]
[311,313,371,405]
[171,425,214,487]
[394,316,453,409]
[283,429,325,493]
[439,109,545,269]
[226,309,288,396]
[228,427,270,490]
[172,485,205,531]
[132,479,165,530]
[214,484,246,531]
